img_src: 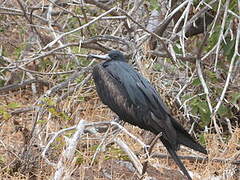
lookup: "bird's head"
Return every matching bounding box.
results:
[88,50,126,62]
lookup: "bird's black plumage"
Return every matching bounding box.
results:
[91,50,207,180]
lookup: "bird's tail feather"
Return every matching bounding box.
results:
[171,117,207,154]
[161,138,192,180]
[176,132,207,154]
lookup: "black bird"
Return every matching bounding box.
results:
[90,50,207,180]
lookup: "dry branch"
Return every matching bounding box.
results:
[53,119,85,180]
[0,1,239,179]
[0,79,50,93]
[151,153,240,165]
[213,23,240,118]
[43,7,117,49]
[114,138,143,175]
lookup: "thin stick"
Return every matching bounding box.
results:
[214,0,230,71]
[42,125,77,167]
[212,22,240,117]
[117,8,173,61]
[151,153,240,165]
[43,7,117,49]
[197,32,223,141]
[114,138,143,175]
[142,132,162,175]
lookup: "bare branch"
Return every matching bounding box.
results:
[214,0,231,71]
[53,119,85,180]
[213,22,240,117]
[114,138,143,175]
[43,7,117,49]
[0,79,51,93]
[151,153,240,165]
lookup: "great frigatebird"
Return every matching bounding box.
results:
[89,50,207,180]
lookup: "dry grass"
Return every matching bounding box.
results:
[0,0,239,179]
[0,88,239,179]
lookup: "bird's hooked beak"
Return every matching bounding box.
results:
[87,53,111,61]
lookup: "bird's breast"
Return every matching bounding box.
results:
[93,65,148,126]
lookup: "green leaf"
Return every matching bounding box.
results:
[76,154,84,165]
[199,112,211,127]
[48,107,59,116]
[199,104,211,127]
[182,94,192,101]
[230,92,240,106]
[14,44,25,58]
[43,97,57,106]
[60,112,71,121]
[198,101,209,114]
[229,0,238,13]
[188,97,211,127]
[223,38,235,61]
[0,106,11,120]
[37,119,47,124]
[78,96,85,102]
[218,104,231,117]
[65,130,75,137]
[153,63,163,72]
[199,134,206,145]
[7,102,21,109]
[0,156,5,164]
[173,43,183,54]
[192,78,201,87]
[0,79,5,87]
[39,58,53,70]
[90,144,100,151]
[205,70,218,83]
[3,112,11,120]
[149,0,160,11]
[206,26,221,51]
[0,106,6,113]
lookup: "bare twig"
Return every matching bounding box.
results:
[151,153,240,165]
[0,79,50,93]
[57,73,92,102]
[196,34,213,114]
[214,0,230,71]
[0,7,50,23]
[43,7,117,49]
[54,119,85,180]
[210,0,222,36]
[117,8,174,61]
[16,0,43,44]
[114,138,143,175]
[80,121,147,148]
[170,0,217,41]
[90,126,111,166]
[196,32,223,141]
[212,22,240,120]
[142,132,162,175]
[42,119,148,168]
[85,0,132,31]
[42,125,77,167]
[110,121,147,148]
[152,1,189,38]
[10,107,36,115]
[30,68,89,141]
[150,50,197,64]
